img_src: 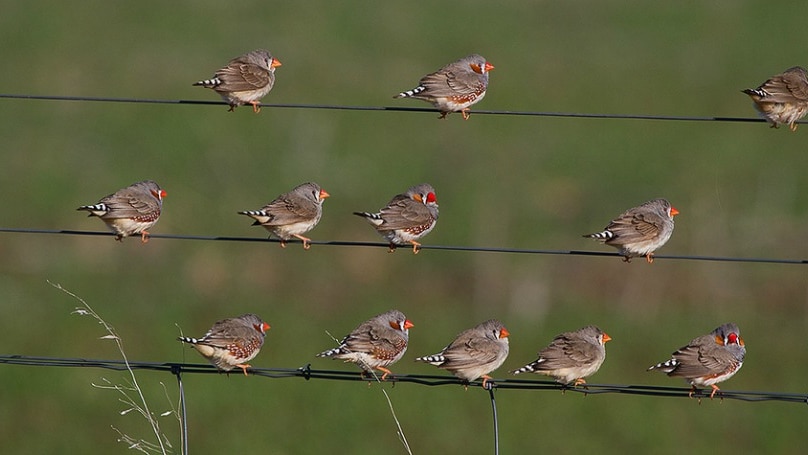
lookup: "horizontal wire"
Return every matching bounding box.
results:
[0,93,795,124]
[1,355,805,404]
[0,227,806,265]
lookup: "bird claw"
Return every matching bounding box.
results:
[645,254,655,264]
[250,101,261,113]
[140,231,150,244]
[461,109,471,120]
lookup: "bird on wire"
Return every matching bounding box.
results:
[583,198,678,263]
[194,49,282,113]
[77,180,166,243]
[353,183,439,254]
[238,182,329,249]
[178,313,270,376]
[394,54,494,120]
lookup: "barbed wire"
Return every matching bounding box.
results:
[1,355,806,404]
[0,93,797,125]
[1,227,806,265]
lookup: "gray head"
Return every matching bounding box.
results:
[641,198,679,219]
[404,183,438,208]
[130,180,166,202]
[244,49,281,72]
[235,313,270,335]
[575,325,611,345]
[460,54,494,78]
[371,309,414,336]
[476,319,510,342]
[292,182,330,204]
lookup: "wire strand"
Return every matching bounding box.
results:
[0,93,796,124]
[0,227,805,265]
[1,355,805,404]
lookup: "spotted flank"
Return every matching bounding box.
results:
[395,85,426,99]
[193,77,223,88]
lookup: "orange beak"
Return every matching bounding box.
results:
[670,207,680,216]
[602,333,612,343]
[271,58,282,68]
[404,319,414,330]
[484,62,495,72]
[499,327,510,338]
[319,189,330,199]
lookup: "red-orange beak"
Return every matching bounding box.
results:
[271,58,282,68]
[404,319,414,330]
[499,327,510,338]
[670,207,680,216]
[484,62,495,72]
[602,333,612,343]
[319,189,330,199]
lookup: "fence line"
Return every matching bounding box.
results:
[0,93,794,125]
[0,227,805,265]
[2,355,806,404]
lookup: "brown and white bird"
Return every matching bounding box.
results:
[395,54,494,120]
[742,66,808,131]
[77,180,166,243]
[648,323,745,399]
[415,319,510,389]
[583,198,679,263]
[193,49,282,113]
[238,182,330,249]
[511,325,611,387]
[316,309,413,381]
[178,313,270,376]
[353,183,439,253]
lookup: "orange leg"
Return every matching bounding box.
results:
[236,363,252,376]
[140,231,150,244]
[709,384,721,399]
[376,366,393,381]
[293,234,313,250]
[481,375,494,389]
[250,101,261,113]
[410,241,422,254]
[461,109,471,120]
[645,254,655,264]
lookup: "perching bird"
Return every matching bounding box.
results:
[648,323,745,399]
[316,309,413,380]
[742,66,808,131]
[77,180,166,243]
[178,313,270,376]
[415,319,510,389]
[583,198,679,263]
[511,325,611,387]
[238,182,330,249]
[353,183,439,253]
[395,54,494,120]
[193,49,282,113]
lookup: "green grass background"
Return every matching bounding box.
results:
[1,1,807,453]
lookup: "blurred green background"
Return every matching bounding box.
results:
[1,1,807,453]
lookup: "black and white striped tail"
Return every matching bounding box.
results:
[415,354,446,366]
[178,336,201,345]
[193,77,222,88]
[77,203,109,216]
[394,85,426,99]
[647,358,678,373]
[584,230,614,240]
[353,211,384,226]
[317,346,345,358]
[511,361,541,375]
[742,88,768,98]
